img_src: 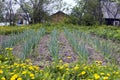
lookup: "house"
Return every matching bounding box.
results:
[50,11,68,23]
[101,1,120,26]
[17,13,31,25]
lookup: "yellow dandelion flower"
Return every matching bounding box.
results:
[0,69,3,74]
[81,71,86,75]
[66,68,69,71]
[28,66,34,70]
[22,71,27,75]
[115,72,119,75]
[100,73,105,76]
[9,48,13,51]
[1,77,6,80]
[67,56,71,59]
[94,74,100,79]
[74,66,79,71]
[10,74,18,80]
[59,60,63,63]
[30,73,34,77]
[63,63,69,68]
[17,78,22,80]
[103,76,108,80]
[5,48,9,50]
[107,73,110,76]
[59,66,64,70]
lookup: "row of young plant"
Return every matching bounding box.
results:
[64,28,88,63]
[48,29,59,62]
[21,28,45,59]
[2,29,35,48]
[73,30,120,64]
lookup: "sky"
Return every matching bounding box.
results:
[64,0,76,7]
[13,0,77,14]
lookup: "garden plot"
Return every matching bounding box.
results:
[58,32,79,63]
[1,28,120,66]
[32,35,52,67]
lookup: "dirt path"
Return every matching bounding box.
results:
[0,35,9,46]
[86,44,106,64]
[32,35,51,67]
[58,33,79,63]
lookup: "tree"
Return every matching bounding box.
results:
[71,0,103,25]
[3,0,16,25]
[15,0,56,24]
[15,0,32,24]
[0,1,4,22]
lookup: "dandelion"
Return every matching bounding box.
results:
[0,69,3,74]
[9,48,13,51]
[94,74,100,79]
[10,74,18,80]
[74,65,79,71]
[67,56,71,59]
[100,73,105,76]
[5,48,9,50]
[17,78,22,80]
[22,71,27,75]
[81,71,86,75]
[59,60,63,63]
[30,73,35,79]
[1,77,6,80]
[107,73,110,76]
[103,77,108,80]
[63,63,69,68]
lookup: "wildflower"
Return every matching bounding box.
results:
[59,66,64,70]
[30,73,35,79]
[103,77,108,80]
[25,59,31,62]
[0,69,3,74]
[63,63,69,68]
[81,71,86,75]
[66,68,69,71]
[1,77,6,80]
[28,66,34,70]
[9,48,13,51]
[74,65,79,71]
[22,71,27,75]
[107,73,110,76]
[17,78,22,80]
[10,74,18,80]
[5,48,9,50]
[100,73,105,76]
[115,72,119,75]
[67,56,71,59]
[30,73,34,77]
[59,60,63,63]
[94,74,100,79]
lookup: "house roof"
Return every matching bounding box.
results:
[101,1,120,19]
[50,11,67,16]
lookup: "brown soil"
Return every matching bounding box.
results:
[31,35,52,68]
[0,35,9,46]
[13,44,23,58]
[86,45,106,65]
[58,33,79,63]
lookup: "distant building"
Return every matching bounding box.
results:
[50,11,68,23]
[17,13,31,25]
[101,1,120,26]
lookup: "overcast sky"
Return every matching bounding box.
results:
[13,0,76,14]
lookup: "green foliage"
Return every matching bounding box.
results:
[49,29,59,62]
